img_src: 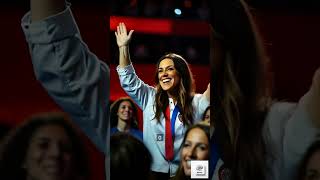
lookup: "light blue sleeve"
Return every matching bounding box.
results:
[282,83,320,179]
[21,6,109,154]
[266,89,320,179]
[117,64,155,110]
[193,93,210,123]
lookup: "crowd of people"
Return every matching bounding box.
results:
[0,0,318,180]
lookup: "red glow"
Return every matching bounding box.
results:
[184,0,192,8]
[110,16,209,37]
[110,16,172,35]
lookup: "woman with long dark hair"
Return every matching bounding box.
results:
[115,23,210,179]
[210,0,320,180]
[110,97,142,140]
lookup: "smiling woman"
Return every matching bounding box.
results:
[115,22,210,179]
[0,112,89,180]
[173,123,210,180]
[158,58,181,93]
[110,97,142,141]
[154,53,195,126]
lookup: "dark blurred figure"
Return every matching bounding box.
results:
[110,132,152,180]
[297,140,320,180]
[0,112,89,180]
[21,0,109,178]
[210,0,320,179]
[0,122,11,143]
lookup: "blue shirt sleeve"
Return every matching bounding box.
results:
[21,5,110,154]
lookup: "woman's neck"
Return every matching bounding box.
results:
[167,92,177,104]
[117,119,130,132]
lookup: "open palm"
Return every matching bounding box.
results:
[115,22,134,47]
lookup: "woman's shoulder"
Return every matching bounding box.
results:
[265,101,297,125]
[129,128,143,140]
[110,127,119,134]
[192,93,206,101]
[268,102,297,116]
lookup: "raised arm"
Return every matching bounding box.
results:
[31,0,66,21]
[22,1,110,154]
[278,67,320,179]
[115,22,134,68]
[115,23,155,110]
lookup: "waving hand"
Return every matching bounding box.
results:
[115,22,134,48]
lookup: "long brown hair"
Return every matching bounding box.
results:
[154,53,195,125]
[211,0,273,179]
[110,97,139,129]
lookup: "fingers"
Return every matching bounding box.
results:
[119,23,122,34]
[115,22,133,46]
[128,30,134,39]
[121,22,127,34]
[117,25,120,34]
[118,22,125,34]
[116,22,130,35]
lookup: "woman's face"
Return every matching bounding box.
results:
[23,125,75,180]
[117,100,133,122]
[181,128,209,176]
[158,58,180,93]
[304,150,320,180]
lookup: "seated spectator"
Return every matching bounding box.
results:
[110,97,143,141]
[0,112,89,180]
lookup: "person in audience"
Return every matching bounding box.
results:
[115,22,210,179]
[210,0,320,179]
[202,105,211,125]
[110,97,143,140]
[21,0,110,178]
[173,123,210,180]
[111,132,152,180]
[0,112,89,180]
